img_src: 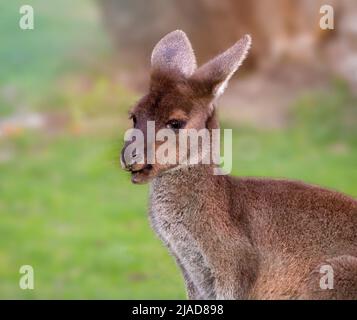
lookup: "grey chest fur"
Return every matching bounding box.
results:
[149,179,215,299]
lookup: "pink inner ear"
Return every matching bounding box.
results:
[190,35,252,98]
[151,30,197,77]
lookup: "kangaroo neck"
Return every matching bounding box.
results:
[150,164,218,201]
[154,163,214,184]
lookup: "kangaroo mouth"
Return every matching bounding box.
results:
[130,164,153,184]
[130,164,152,174]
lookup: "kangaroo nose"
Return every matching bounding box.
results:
[120,149,143,171]
[126,153,138,171]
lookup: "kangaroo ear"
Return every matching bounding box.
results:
[191,35,251,99]
[151,30,197,77]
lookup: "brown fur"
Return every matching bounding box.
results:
[121,31,357,299]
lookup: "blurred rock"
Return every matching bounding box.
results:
[97,0,357,128]
[0,113,45,137]
[325,0,357,91]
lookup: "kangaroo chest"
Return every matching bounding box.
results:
[149,181,215,298]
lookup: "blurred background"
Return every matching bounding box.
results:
[0,0,356,299]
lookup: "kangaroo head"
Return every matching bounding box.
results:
[121,30,251,184]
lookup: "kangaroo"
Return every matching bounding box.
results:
[120,30,357,299]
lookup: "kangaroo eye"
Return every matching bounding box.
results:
[166,119,186,130]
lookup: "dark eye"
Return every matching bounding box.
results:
[166,119,186,130]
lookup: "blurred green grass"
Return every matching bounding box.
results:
[0,131,186,299]
[0,1,356,299]
[0,0,109,115]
